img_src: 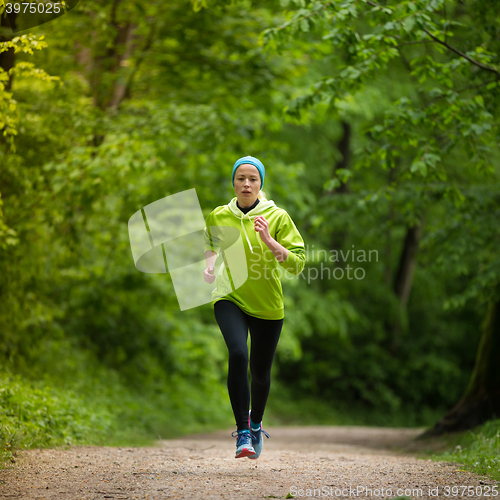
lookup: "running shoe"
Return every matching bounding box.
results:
[231,430,256,458]
[248,411,270,459]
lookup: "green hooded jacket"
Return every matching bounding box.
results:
[204,197,306,320]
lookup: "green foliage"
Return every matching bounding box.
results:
[267,380,444,428]
[0,371,114,466]
[0,34,54,148]
[277,256,480,416]
[263,0,500,182]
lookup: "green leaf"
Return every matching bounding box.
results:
[474,95,484,107]
[336,168,353,183]
[403,17,415,33]
[410,161,427,177]
[324,178,341,191]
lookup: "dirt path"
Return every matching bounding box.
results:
[0,426,497,499]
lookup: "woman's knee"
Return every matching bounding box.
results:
[251,369,271,385]
[228,347,248,365]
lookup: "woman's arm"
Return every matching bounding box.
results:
[264,238,289,263]
[203,210,220,284]
[254,214,305,275]
[205,250,217,269]
[204,250,217,284]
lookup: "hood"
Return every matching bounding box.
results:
[227,197,278,253]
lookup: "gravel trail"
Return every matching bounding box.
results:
[0,426,497,499]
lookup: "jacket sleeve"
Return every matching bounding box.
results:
[275,211,306,275]
[204,211,221,255]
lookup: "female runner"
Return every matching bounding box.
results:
[203,155,306,459]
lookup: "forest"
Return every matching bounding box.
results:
[0,0,499,477]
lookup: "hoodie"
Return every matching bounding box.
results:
[204,197,306,320]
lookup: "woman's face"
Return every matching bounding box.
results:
[234,164,261,207]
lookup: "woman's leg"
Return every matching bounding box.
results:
[247,315,284,424]
[214,300,251,431]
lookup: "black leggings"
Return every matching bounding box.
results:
[214,300,283,431]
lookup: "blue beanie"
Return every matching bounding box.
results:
[232,156,265,190]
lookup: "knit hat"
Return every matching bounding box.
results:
[232,156,265,190]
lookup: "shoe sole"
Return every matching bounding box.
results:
[235,447,256,458]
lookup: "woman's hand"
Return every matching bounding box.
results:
[204,266,216,284]
[254,216,271,243]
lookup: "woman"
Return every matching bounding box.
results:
[203,155,306,459]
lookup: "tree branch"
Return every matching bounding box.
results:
[365,0,500,78]
[110,0,122,27]
[108,22,156,110]
[422,28,500,77]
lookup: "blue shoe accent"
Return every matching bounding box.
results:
[248,411,270,459]
[231,430,256,458]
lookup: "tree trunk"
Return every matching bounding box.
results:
[88,15,136,145]
[391,218,423,352]
[383,167,397,286]
[393,219,423,306]
[333,120,351,195]
[330,120,351,257]
[0,12,16,91]
[105,22,135,109]
[420,295,500,437]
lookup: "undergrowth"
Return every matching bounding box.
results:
[431,419,500,483]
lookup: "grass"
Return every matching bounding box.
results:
[0,368,232,470]
[430,419,500,483]
[0,371,117,467]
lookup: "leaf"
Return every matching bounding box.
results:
[335,168,353,183]
[410,161,427,177]
[324,178,341,191]
[403,17,415,33]
[429,87,444,98]
[474,95,484,107]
